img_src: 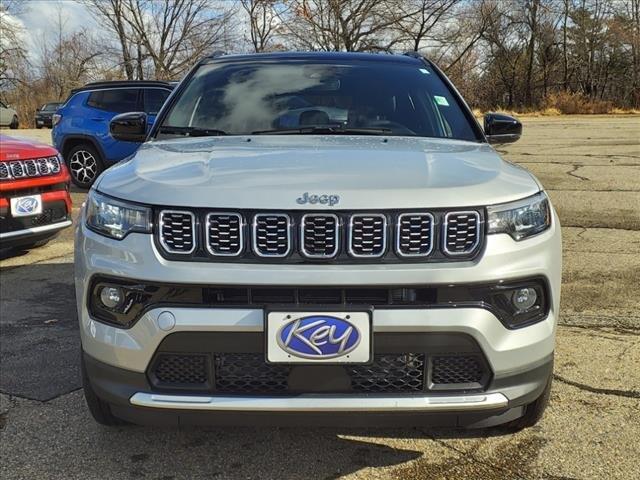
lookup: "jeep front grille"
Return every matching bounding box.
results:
[159,210,195,254]
[301,213,339,258]
[0,156,62,181]
[397,213,434,257]
[206,213,243,256]
[156,209,484,262]
[443,211,481,255]
[348,214,386,257]
[253,213,291,257]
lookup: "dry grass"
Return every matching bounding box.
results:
[475,92,640,117]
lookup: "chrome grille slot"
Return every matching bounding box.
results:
[206,212,243,256]
[301,213,339,258]
[36,158,50,175]
[348,214,386,257]
[0,163,9,180]
[444,211,480,255]
[48,156,61,174]
[24,159,38,176]
[159,210,196,254]
[253,214,291,257]
[9,161,25,178]
[397,213,434,257]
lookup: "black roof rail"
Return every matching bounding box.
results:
[403,51,425,60]
[69,80,174,96]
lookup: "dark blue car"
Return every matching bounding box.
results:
[52,81,174,188]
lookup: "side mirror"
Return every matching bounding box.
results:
[484,113,522,144]
[110,112,148,143]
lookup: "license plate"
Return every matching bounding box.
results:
[10,195,42,217]
[266,310,372,364]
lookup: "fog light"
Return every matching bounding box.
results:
[100,286,124,309]
[512,287,537,311]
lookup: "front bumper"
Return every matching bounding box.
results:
[0,190,72,247]
[76,209,561,423]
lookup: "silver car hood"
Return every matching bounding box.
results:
[97,136,539,209]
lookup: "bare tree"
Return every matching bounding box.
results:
[241,0,281,52]
[82,0,141,79]
[282,0,410,52]
[395,0,457,52]
[81,0,233,80]
[0,0,30,92]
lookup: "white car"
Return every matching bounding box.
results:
[0,101,19,129]
[76,52,561,430]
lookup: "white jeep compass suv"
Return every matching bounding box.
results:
[76,52,561,429]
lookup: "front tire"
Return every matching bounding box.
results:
[81,354,127,426]
[66,143,104,188]
[9,115,18,129]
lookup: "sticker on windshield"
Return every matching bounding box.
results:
[419,68,430,74]
[434,95,450,106]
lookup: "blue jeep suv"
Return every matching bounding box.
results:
[53,81,174,188]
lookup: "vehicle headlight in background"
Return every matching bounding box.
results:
[85,190,151,240]
[487,191,551,240]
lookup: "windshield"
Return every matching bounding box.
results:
[42,103,61,111]
[158,60,479,141]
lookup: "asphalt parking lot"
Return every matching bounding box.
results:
[1,116,639,479]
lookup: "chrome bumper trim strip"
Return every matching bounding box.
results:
[0,219,72,239]
[130,392,509,412]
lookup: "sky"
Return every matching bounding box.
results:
[10,0,101,59]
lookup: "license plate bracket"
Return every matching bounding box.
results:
[265,307,372,365]
[10,194,43,217]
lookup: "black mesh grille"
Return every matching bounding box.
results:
[397,213,433,256]
[431,355,484,385]
[207,213,243,256]
[302,214,339,258]
[9,162,25,178]
[160,211,195,253]
[24,159,38,176]
[152,354,208,387]
[36,158,51,175]
[214,353,289,393]
[253,214,290,256]
[349,214,386,257]
[0,163,9,180]
[349,354,425,393]
[48,156,61,173]
[149,352,489,394]
[444,212,480,255]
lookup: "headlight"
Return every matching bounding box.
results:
[487,191,551,240]
[85,190,151,239]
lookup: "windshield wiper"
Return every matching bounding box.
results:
[251,126,392,135]
[158,126,228,137]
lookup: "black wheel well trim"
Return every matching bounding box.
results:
[61,135,106,162]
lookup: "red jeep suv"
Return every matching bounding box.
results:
[0,135,72,249]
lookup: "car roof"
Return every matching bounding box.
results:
[70,80,174,95]
[203,51,425,66]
